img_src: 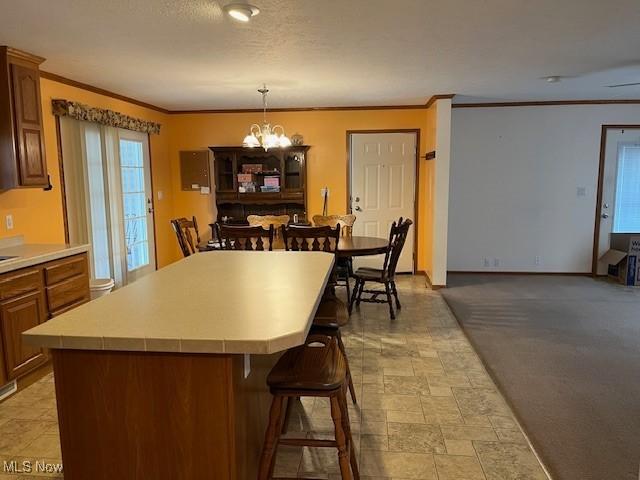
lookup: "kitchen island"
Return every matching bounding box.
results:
[24,251,335,480]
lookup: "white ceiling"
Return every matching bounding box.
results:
[1,0,640,110]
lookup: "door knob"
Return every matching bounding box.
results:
[355,206,362,212]
[602,213,609,219]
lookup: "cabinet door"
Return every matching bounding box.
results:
[283,150,305,193]
[0,290,47,380]
[214,152,236,193]
[10,63,47,187]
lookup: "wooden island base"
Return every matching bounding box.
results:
[52,349,278,480]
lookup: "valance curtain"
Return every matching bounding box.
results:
[53,99,161,135]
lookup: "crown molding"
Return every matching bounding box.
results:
[453,99,640,108]
[40,71,170,114]
[425,94,455,108]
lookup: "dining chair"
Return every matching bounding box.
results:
[312,214,356,236]
[171,216,201,257]
[281,224,340,252]
[349,218,413,320]
[312,214,357,301]
[216,223,275,251]
[247,215,290,249]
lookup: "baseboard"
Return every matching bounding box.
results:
[448,270,592,276]
[424,271,446,290]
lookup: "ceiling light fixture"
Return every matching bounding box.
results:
[243,85,291,151]
[545,76,562,83]
[223,2,260,22]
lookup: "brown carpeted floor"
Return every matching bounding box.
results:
[442,274,640,480]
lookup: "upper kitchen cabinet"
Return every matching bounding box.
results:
[0,47,48,189]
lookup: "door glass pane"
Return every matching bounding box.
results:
[120,139,150,271]
[613,144,640,233]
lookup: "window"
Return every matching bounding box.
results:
[120,139,150,271]
[613,143,640,233]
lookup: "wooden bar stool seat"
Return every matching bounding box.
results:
[258,335,359,480]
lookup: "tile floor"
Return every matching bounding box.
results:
[0,276,550,479]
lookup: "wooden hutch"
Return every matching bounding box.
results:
[210,146,310,224]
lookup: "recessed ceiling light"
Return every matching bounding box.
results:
[223,2,260,22]
[545,76,562,83]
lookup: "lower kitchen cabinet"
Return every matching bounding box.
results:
[0,289,47,380]
[0,252,90,384]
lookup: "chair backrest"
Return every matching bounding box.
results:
[247,214,290,249]
[382,218,413,278]
[312,214,356,237]
[217,224,274,251]
[281,225,341,252]
[171,216,201,257]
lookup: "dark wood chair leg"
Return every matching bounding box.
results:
[355,279,365,307]
[258,395,285,480]
[345,276,351,306]
[391,280,401,309]
[330,393,354,480]
[280,396,294,434]
[339,385,360,480]
[336,331,357,404]
[384,282,395,320]
[349,279,359,313]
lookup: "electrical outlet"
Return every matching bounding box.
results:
[493,258,500,267]
[535,256,541,266]
[5,215,13,230]
[483,258,490,267]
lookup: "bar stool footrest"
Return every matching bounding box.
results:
[279,438,338,448]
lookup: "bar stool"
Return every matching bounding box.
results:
[258,334,359,480]
[281,224,357,404]
[312,289,357,404]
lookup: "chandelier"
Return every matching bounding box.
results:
[242,85,291,150]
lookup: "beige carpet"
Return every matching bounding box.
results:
[442,274,640,480]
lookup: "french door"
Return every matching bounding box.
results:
[60,118,156,287]
[349,132,417,272]
[117,130,156,282]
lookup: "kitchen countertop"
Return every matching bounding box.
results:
[24,251,335,355]
[0,235,90,275]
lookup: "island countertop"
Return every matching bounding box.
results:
[24,250,334,355]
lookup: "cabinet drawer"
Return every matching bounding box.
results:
[0,269,42,301]
[44,254,87,286]
[46,274,90,315]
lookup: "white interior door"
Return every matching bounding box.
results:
[350,132,416,272]
[597,128,640,274]
[117,129,156,282]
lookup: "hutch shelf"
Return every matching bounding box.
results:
[210,146,309,224]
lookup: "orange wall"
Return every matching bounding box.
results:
[0,77,439,272]
[168,108,435,271]
[0,78,178,267]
